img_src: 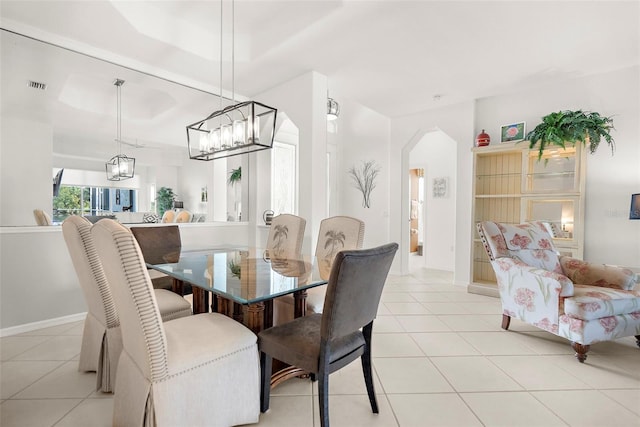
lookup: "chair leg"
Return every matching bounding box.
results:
[571,342,590,363]
[318,371,329,427]
[635,335,640,349]
[361,322,378,413]
[260,352,272,412]
[501,314,511,330]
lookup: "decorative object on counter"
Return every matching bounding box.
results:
[525,110,615,160]
[263,209,274,226]
[500,121,526,143]
[185,0,277,160]
[475,129,490,147]
[228,166,242,186]
[173,201,184,209]
[156,187,176,218]
[106,78,135,181]
[348,160,381,208]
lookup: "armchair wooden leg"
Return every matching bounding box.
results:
[501,314,511,330]
[635,335,640,349]
[361,322,378,414]
[571,342,590,363]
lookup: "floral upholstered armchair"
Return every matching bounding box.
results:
[477,221,640,362]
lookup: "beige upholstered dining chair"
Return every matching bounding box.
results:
[92,219,260,426]
[33,209,52,226]
[259,243,398,427]
[265,214,306,259]
[174,209,193,223]
[274,216,365,325]
[161,209,176,223]
[62,216,192,393]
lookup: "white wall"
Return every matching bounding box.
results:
[255,71,329,254]
[330,96,391,249]
[1,118,53,226]
[475,65,640,267]
[410,131,456,271]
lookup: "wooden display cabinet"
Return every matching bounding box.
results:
[469,142,585,296]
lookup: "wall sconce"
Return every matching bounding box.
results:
[327,97,340,121]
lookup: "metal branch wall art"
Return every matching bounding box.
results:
[348,160,380,208]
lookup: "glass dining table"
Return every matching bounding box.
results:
[147,247,329,333]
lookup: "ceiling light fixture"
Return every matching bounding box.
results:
[327,96,340,121]
[106,78,135,181]
[186,0,277,161]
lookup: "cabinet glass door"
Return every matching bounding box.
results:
[524,147,578,193]
[523,197,580,247]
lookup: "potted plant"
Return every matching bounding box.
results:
[156,187,176,217]
[525,110,615,160]
[228,166,241,186]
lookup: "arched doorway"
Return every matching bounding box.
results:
[401,128,457,274]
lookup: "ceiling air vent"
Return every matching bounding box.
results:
[27,80,47,90]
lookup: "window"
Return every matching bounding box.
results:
[271,141,297,215]
[53,186,138,222]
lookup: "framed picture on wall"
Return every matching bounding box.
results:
[500,121,526,143]
[630,193,640,220]
[433,177,448,198]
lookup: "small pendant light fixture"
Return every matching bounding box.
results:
[186,0,277,161]
[106,78,135,180]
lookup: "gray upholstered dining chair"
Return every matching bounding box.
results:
[92,219,260,426]
[258,243,398,427]
[265,213,306,258]
[62,216,192,393]
[274,216,365,325]
[129,225,192,295]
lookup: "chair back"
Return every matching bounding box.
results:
[92,219,168,382]
[315,216,365,262]
[477,221,561,272]
[174,210,192,223]
[266,214,306,258]
[321,243,398,342]
[130,225,182,265]
[62,215,119,329]
[33,209,52,226]
[161,210,176,223]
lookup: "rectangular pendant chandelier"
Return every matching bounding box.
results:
[186,100,277,161]
[106,154,135,181]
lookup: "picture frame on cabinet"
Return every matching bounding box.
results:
[500,121,526,143]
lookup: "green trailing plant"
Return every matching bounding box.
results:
[228,166,242,186]
[156,187,176,217]
[525,110,615,160]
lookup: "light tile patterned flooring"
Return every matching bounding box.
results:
[1,269,639,426]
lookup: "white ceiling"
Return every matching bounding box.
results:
[1,0,638,148]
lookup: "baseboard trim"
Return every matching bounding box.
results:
[0,312,86,337]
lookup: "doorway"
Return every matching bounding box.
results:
[405,130,457,273]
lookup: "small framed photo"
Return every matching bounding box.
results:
[630,193,640,220]
[432,177,448,198]
[500,121,526,143]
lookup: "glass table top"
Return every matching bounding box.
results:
[148,247,329,305]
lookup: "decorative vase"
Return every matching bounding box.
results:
[475,129,490,147]
[263,210,274,226]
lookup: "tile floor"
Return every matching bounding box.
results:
[1,269,639,427]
